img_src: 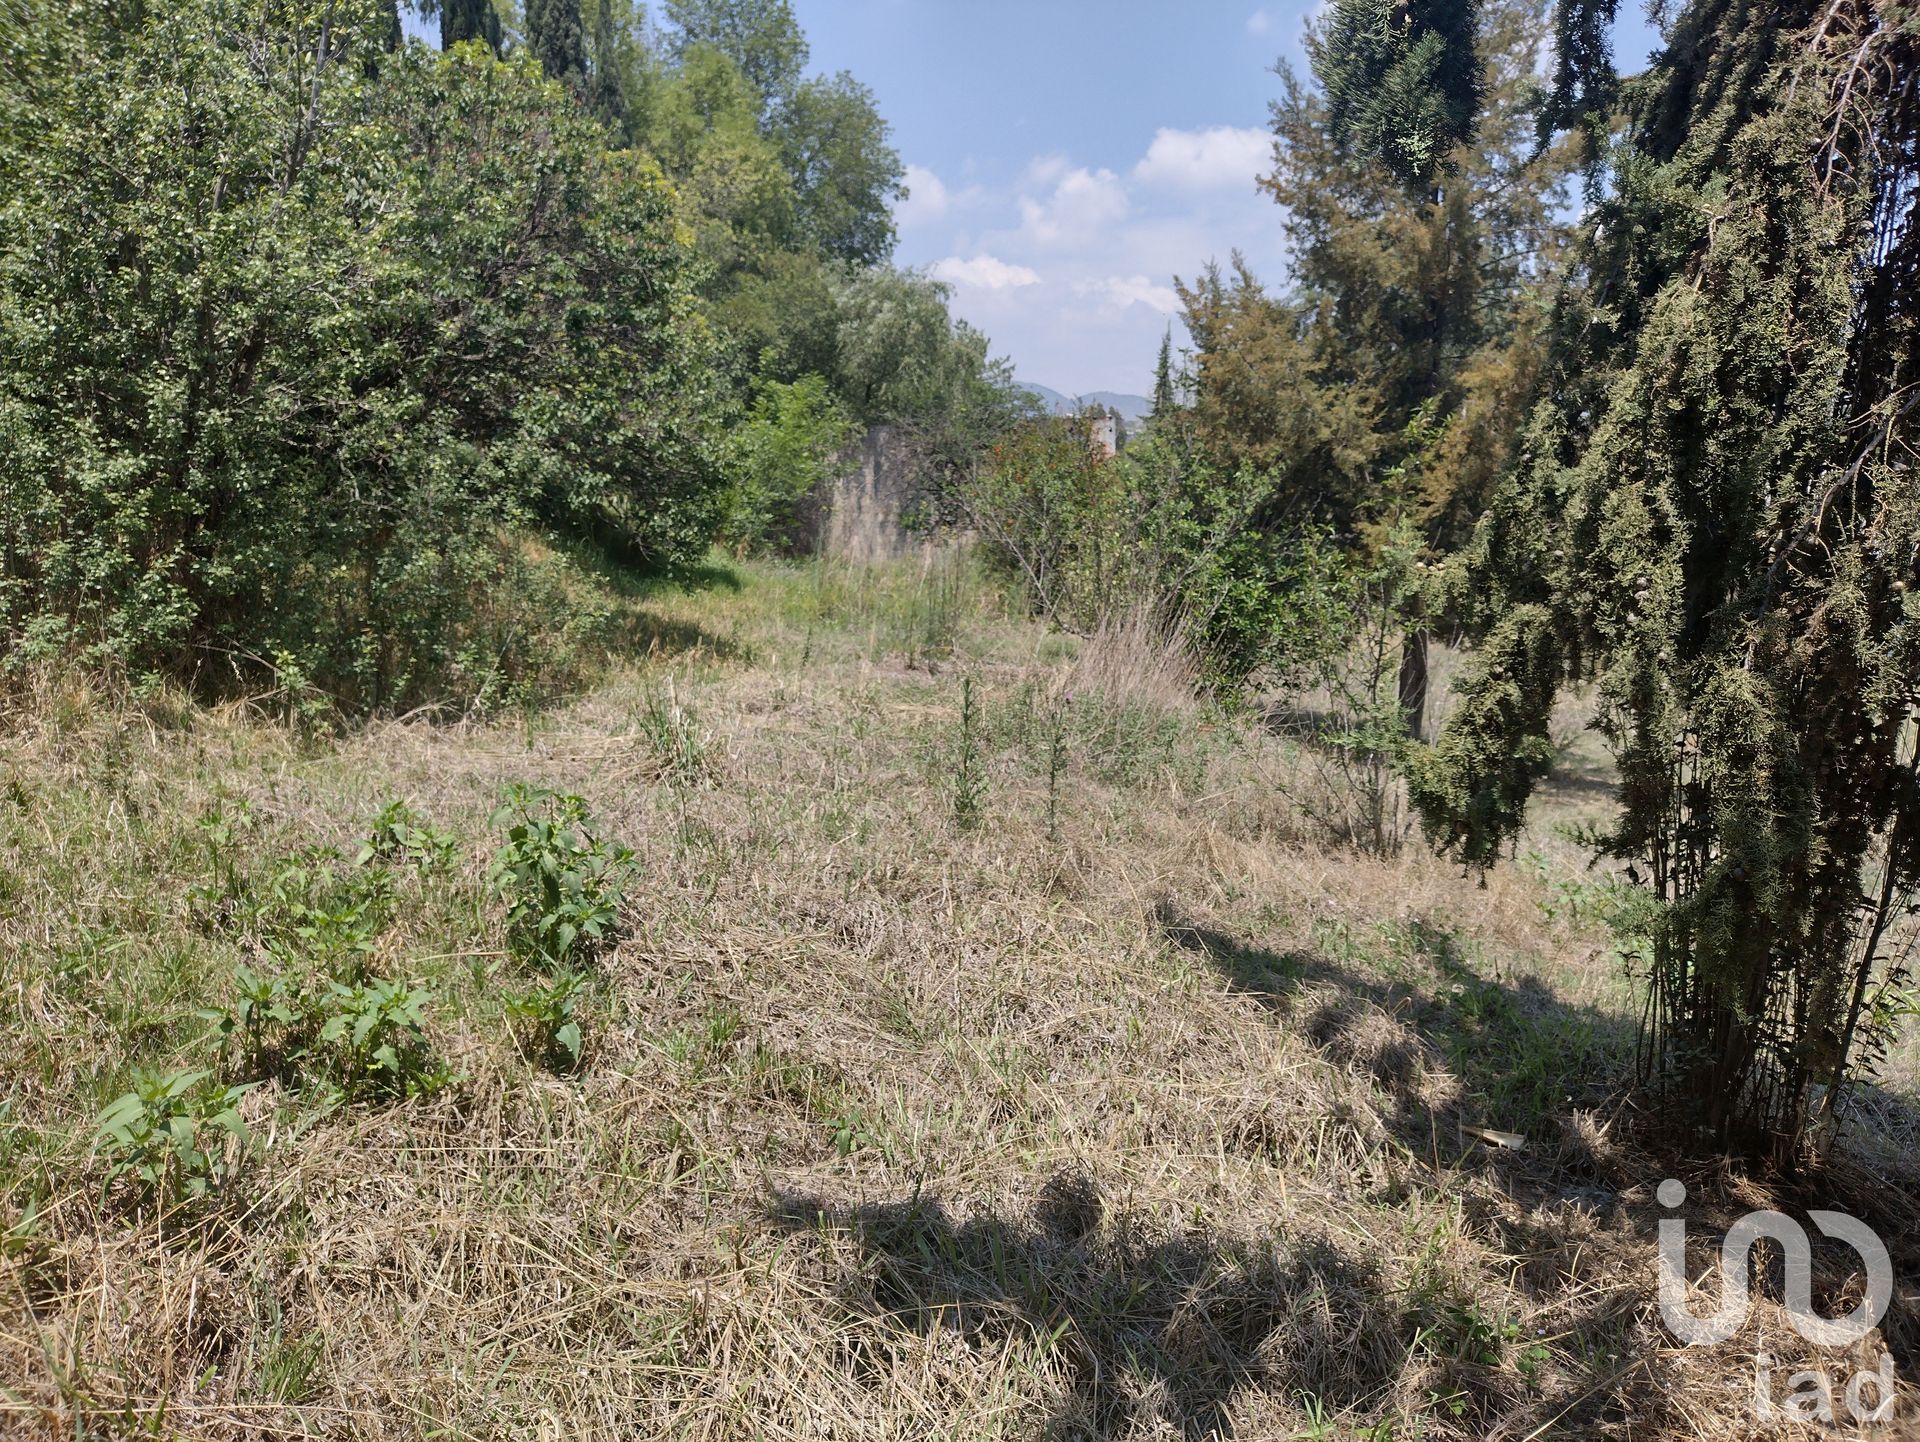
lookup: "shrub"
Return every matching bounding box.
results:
[719,374,857,553]
[491,785,634,968]
[961,420,1353,690]
[94,1069,255,1209]
[0,2,726,708]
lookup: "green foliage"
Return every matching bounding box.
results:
[721,374,857,552]
[525,0,587,90]
[315,978,437,1096]
[1413,0,1920,1157]
[0,2,725,709]
[204,960,441,1097]
[94,1069,254,1208]
[491,785,634,968]
[506,970,591,1070]
[963,416,1352,690]
[770,72,905,267]
[357,801,459,875]
[951,676,987,832]
[256,855,395,982]
[663,0,809,107]
[1314,0,1483,192]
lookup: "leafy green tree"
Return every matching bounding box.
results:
[645,44,797,282]
[1410,0,1920,1160]
[0,0,724,709]
[772,72,904,266]
[662,0,807,107]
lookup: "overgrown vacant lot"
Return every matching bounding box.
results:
[2,553,1914,1440]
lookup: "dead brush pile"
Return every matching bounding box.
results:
[1,553,1915,1439]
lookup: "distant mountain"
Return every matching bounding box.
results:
[1018,382,1073,415]
[1082,391,1152,425]
[1017,383,1153,426]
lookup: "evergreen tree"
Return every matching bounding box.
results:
[1150,328,1176,418]
[1411,0,1920,1160]
[439,0,501,53]
[1315,0,1483,194]
[525,0,587,91]
[1259,0,1573,735]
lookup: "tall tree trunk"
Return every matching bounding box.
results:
[1397,626,1429,741]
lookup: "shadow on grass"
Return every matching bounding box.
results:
[1153,901,1638,1162]
[547,532,750,663]
[767,1173,1404,1438]
[554,530,746,601]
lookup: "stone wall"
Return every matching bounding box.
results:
[804,424,917,563]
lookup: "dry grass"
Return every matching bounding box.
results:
[1,550,1916,1440]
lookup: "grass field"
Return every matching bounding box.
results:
[2,549,1914,1439]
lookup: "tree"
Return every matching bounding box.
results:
[1259,0,1573,736]
[772,73,904,266]
[1409,0,1920,1161]
[1150,329,1177,418]
[525,0,587,91]
[662,0,806,107]
[438,0,502,52]
[1315,0,1483,194]
[0,0,726,709]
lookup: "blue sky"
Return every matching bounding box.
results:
[794,1,1320,397]
[794,1,1665,398]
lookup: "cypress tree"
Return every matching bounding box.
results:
[440,0,502,53]
[1411,0,1920,1161]
[526,0,588,91]
[1315,0,1483,194]
[1150,328,1176,418]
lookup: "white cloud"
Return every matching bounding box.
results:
[897,164,950,227]
[1132,126,1272,191]
[1022,153,1073,189]
[1016,166,1129,246]
[930,254,1042,291]
[1246,9,1273,33]
[1074,274,1182,315]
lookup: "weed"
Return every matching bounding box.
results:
[491,784,633,968]
[255,853,394,981]
[259,1330,325,1403]
[506,970,590,1071]
[94,1069,256,1208]
[315,978,437,1096]
[1045,689,1072,840]
[824,1107,882,1157]
[203,962,440,1097]
[952,675,986,832]
[202,961,304,1075]
[637,682,713,785]
[358,799,458,874]
[1292,1392,1338,1440]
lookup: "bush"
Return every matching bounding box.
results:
[719,373,857,553]
[961,420,1352,690]
[0,2,726,709]
[490,785,634,968]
